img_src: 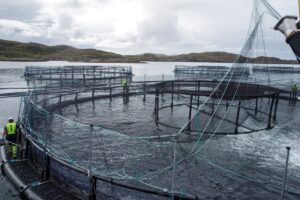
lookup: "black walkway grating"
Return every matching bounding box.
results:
[9,160,80,200]
[10,160,40,185]
[32,181,80,200]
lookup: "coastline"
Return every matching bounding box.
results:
[0,59,297,65]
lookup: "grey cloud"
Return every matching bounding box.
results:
[62,0,83,8]
[57,14,74,29]
[138,13,181,45]
[0,0,296,59]
[60,0,112,8]
[0,1,42,21]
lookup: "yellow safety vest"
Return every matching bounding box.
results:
[5,123,17,135]
[122,80,128,87]
[292,85,298,92]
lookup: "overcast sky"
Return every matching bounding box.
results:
[0,0,298,59]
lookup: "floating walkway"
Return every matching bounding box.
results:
[253,65,300,73]
[24,65,133,80]
[0,144,79,200]
[174,65,250,79]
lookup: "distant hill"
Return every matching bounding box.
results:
[127,52,297,64]
[0,39,297,64]
[0,39,127,62]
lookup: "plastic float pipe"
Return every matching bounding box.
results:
[0,146,42,200]
[275,16,300,63]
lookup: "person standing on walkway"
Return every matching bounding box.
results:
[122,80,129,92]
[3,118,18,158]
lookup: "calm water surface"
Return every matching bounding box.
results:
[0,61,300,199]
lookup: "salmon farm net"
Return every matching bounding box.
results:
[14,64,300,200]
[3,0,300,198]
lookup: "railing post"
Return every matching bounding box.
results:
[17,98,23,141]
[83,67,86,85]
[92,88,95,100]
[273,94,279,120]
[89,125,93,167]
[161,83,164,100]
[281,147,291,200]
[188,95,193,130]
[1,161,5,176]
[93,66,96,79]
[59,95,62,105]
[267,95,275,129]
[42,154,51,181]
[155,89,159,125]
[82,67,85,79]
[197,81,200,107]
[109,83,112,100]
[89,124,97,200]
[177,83,180,100]
[171,82,174,109]
[143,82,146,102]
[171,136,177,200]
[89,176,97,200]
[49,68,52,79]
[125,83,130,103]
[42,113,50,181]
[75,93,79,103]
[64,67,67,78]
[143,74,146,102]
[72,67,74,80]
[60,68,63,87]
[255,98,258,117]
[235,101,241,134]
[113,68,116,83]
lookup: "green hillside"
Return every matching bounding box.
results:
[0,39,297,64]
[0,39,126,62]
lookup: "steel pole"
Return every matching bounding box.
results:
[89,124,94,200]
[171,136,177,200]
[281,146,291,200]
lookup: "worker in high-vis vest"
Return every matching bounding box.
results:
[122,80,129,93]
[3,117,18,158]
[121,80,128,87]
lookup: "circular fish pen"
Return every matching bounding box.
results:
[13,65,294,200]
[56,80,282,137]
[2,0,300,198]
